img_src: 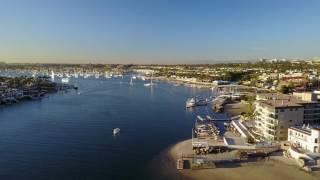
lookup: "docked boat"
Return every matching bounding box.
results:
[206,115,214,120]
[186,98,196,108]
[51,71,55,81]
[104,73,112,79]
[113,128,120,135]
[196,115,205,121]
[144,72,155,87]
[185,97,208,108]
[61,77,69,84]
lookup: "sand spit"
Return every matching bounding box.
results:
[150,139,320,180]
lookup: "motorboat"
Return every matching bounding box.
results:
[61,77,69,84]
[113,128,120,135]
[185,97,208,108]
[186,98,196,108]
[206,115,214,120]
[196,115,205,121]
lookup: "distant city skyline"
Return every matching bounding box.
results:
[0,0,320,64]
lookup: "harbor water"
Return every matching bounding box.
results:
[0,77,215,179]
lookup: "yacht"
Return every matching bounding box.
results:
[185,96,208,108]
[132,75,137,80]
[186,98,196,108]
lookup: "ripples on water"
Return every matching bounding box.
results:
[0,77,215,179]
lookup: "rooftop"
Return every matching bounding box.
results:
[289,125,320,135]
[257,93,319,108]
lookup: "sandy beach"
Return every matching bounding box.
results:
[150,139,320,180]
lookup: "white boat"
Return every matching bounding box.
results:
[61,77,69,84]
[206,115,214,120]
[51,71,55,81]
[113,128,120,135]
[132,75,137,80]
[130,77,133,86]
[144,72,155,87]
[186,97,207,108]
[105,72,111,79]
[186,98,196,108]
[196,115,205,121]
[84,74,89,79]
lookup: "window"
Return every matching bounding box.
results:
[289,120,293,123]
[315,138,318,143]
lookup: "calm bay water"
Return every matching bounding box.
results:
[0,77,213,179]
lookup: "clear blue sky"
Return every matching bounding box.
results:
[0,0,319,64]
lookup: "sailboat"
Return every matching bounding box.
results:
[144,72,155,87]
[130,77,133,86]
[51,71,55,82]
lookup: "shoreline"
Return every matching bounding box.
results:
[153,139,320,180]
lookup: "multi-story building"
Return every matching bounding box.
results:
[288,126,320,153]
[255,92,320,141]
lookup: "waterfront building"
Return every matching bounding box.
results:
[288,126,320,153]
[255,92,320,141]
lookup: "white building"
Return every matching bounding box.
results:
[255,99,304,141]
[255,93,320,141]
[288,126,320,153]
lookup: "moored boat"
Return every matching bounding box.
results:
[113,128,120,135]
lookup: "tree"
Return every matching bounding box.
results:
[280,85,289,94]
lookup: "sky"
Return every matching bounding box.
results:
[0,0,319,64]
